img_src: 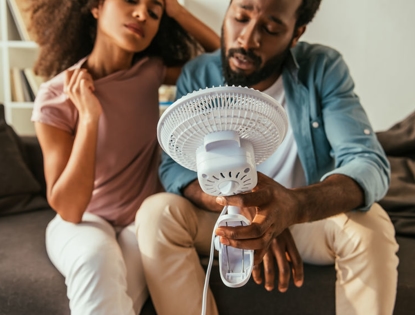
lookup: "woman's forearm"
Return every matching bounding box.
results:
[171,5,220,52]
[48,116,99,223]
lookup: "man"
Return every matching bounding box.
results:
[136,0,399,314]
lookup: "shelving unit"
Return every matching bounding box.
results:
[0,0,39,135]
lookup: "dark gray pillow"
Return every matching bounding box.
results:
[0,104,49,216]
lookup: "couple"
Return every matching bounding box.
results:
[32,0,398,314]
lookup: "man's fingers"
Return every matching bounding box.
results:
[263,252,275,291]
[272,239,291,293]
[285,233,304,287]
[216,188,271,208]
[252,264,262,285]
[216,224,274,249]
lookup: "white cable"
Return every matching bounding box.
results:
[201,205,228,315]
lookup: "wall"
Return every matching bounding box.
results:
[182,0,415,131]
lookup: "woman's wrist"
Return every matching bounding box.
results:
[167,3,186,21]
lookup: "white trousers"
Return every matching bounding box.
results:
[46,212,148,315]
[136,192,399,315]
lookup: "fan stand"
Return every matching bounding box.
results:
[197,130,256,287]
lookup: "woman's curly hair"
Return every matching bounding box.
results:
[30,0,200,80]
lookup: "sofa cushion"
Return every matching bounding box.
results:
[0,208,69,315]
[0,104,48,216]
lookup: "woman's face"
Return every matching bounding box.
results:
[93,0,165,53]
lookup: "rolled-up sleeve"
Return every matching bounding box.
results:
[318,51,390,210]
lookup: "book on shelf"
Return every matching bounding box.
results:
[10,68,25,102]
[10,68,43,102]
[20,69,35,102]
[23,68,44,97]
[6,0,34,41]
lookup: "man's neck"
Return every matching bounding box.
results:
[250,70,282,92]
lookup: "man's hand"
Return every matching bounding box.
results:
[182,180,223,212]
[215,172,301,265]
[252,229,303,292]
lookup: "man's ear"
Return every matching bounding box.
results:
[91,7,99,19]
[291,26,306,48]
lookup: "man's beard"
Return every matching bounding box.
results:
[221,36,291,87]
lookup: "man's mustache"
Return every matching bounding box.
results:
[227,48,262,67]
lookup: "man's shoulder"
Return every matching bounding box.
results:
[181,50,222,82]
[293,41,344,65]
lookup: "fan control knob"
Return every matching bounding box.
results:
[218,180,239,195]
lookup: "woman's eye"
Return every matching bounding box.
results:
[148,10,159,19]
[235,17,248,23]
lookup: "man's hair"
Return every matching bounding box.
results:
[295,0,322,28]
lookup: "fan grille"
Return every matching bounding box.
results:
[158,86,288,171]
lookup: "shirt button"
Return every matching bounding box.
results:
[312,121,319,128]
[364,129,371,135]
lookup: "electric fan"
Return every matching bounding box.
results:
[157,86,288,313]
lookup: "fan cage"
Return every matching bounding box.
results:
[158,86,288,172]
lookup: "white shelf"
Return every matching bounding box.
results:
[0,0,38,135]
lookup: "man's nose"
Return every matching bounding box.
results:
[237,22,260,50]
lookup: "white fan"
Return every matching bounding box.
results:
[157,86,288,314]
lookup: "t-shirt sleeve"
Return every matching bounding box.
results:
[31,82,78,134]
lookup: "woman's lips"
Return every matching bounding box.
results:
[125,23,144,37]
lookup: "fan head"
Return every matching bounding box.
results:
[157,86,288,173]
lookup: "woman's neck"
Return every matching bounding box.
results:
[85,39,135,80]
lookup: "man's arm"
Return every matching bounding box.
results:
[215,48,388,262]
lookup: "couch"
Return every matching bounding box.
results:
[1,104,414,315]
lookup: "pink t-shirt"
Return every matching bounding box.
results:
[32,56,166,226]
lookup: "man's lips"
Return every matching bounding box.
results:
[230,53,257,71]
[125,23,144,37]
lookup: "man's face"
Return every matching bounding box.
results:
[221,0,303,90]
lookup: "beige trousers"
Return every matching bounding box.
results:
[136,192,399,315]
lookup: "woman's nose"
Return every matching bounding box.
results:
[133,4,148,22]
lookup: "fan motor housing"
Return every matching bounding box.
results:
[196,132,257,196]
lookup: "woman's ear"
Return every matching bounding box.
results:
[91,7,99,19]
[291,26,306,48]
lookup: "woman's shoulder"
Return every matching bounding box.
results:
[38,57,87,98]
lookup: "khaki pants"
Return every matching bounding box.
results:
[136,192,399,315]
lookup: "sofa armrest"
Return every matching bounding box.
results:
[21,136,47,197]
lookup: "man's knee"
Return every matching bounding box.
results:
[339,203,398,257]
[137,192,193,223]
[136,192,199,245]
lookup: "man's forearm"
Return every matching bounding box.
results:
[294,174,365,224]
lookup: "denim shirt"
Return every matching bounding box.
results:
[159,42,390,210]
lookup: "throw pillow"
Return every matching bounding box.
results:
[0,104,49,216]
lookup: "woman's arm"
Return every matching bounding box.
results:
[165,0,220,53]
[36,69,102,223]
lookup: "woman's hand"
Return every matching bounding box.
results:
[164,0,183,19]
[64,69,102,120]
